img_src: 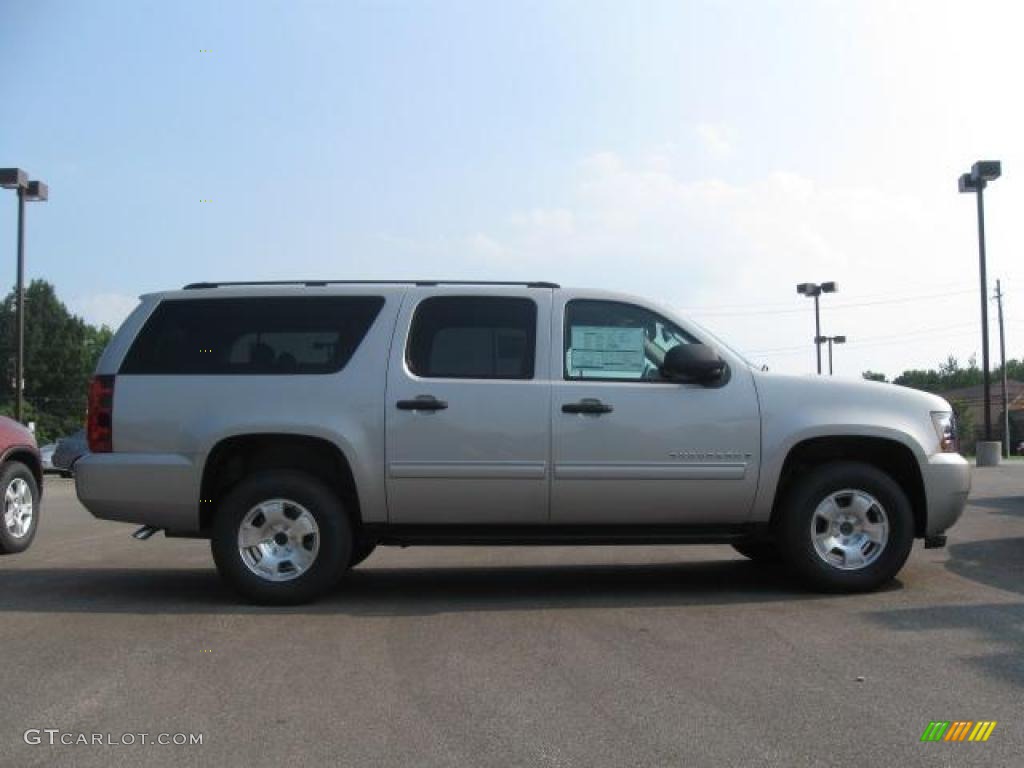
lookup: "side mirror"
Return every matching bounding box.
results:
[661,344,726,384]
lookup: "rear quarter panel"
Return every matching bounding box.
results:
[81,288,404,531]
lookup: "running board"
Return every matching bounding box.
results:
[362,523,760,548]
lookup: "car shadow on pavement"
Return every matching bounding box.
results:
[0,559,840,615]
[864,536,1024,690]
[944,536,1024,596]
[968,495,1024,518]
[868,601,1024,689]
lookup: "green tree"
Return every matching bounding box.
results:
[0,280,112,443]
[894,355,984,392]
[862,370,888,382]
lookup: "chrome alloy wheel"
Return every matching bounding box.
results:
[810,489,889,571]
[3,477,34,539]
[237,499,320,582]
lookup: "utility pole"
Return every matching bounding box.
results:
[995,279,1009,457]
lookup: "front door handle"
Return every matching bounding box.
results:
[562,398,613,415]
[396,395,449,412]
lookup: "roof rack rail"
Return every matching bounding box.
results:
[182,280,560,290]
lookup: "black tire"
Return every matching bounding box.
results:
[731,540,781,563]
[211,470,352,605]
[348,539,376,569]
[777,461,914,593]
[0,461,40,555]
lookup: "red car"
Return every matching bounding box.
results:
[0,416,42,554]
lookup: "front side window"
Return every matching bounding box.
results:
[407,296,536,379]
[120,296,384,375]
[564,299,696,381]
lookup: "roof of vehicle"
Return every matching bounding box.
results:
[181,280,560,290]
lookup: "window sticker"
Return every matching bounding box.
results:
[569,326,645,374]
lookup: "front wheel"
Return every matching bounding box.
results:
[731,540,780,563]
[211,470,352,604]
[0,461,40,555]
[777,461,914,593]
[348,539,376,569]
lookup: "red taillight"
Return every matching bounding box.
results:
[87,375,115,452]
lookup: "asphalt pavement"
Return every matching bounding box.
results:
[1,467,1022,767]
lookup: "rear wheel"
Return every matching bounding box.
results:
[0,461,40,555]
[777,461,913,593]
[211,470,352,604]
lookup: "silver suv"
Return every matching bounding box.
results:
[76,280,970,604]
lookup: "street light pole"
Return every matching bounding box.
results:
[15,185,25,423]
[813,294,821,374]
[959,160,1002,465]
[0,169,48,426]
[816,334,846,376]
[797,282,837,375]
[976,180,992,442]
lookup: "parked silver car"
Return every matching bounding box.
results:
[40,443,57,474]
[75,280,970,604]
[53,428,87,477]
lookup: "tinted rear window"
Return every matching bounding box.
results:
[120,296,384,375]
[407,296,536,379]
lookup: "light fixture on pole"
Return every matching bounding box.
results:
[1,168,49,423]
[959,160,1001,461]
[797,281,837,374]
[815,334,846,376]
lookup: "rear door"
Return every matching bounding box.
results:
[385,287,553,524]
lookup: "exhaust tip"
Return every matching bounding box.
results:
[132,525,161,541]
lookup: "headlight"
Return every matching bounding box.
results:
[931,411,958,453]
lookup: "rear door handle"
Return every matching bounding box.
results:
[561,398,613,415]
[396,395,449,411]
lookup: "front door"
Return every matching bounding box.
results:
[385,288,553,524]
[550,297,760,525]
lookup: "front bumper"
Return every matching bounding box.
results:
[922,453,971,537]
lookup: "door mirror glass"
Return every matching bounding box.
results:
[661,343,726,384]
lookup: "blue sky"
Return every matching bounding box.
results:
[2,0,1022,377]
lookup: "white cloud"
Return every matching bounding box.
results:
[68,293,139,330]
[442,147,981,378]
[695,122,732,156]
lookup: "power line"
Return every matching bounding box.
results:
[746,322,979,356]
[676,281,971,312]
[686,288,975,317]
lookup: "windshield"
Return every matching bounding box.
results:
[681,316,758,370]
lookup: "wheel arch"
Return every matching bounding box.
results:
[198,433,361,534]
[1,446,43,494]
[770,435,927,537]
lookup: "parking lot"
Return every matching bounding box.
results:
[0,467,1021,767]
